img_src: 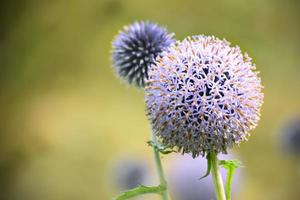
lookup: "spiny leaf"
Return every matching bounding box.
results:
[219,159,243,200]
[219,159,243,170]
[147,140,176,154]
[113,185,166,200]
[199,153,212,180]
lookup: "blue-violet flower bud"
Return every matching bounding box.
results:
[112,21,175,87]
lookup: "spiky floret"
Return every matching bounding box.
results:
[145,35,264,157]
[111,21,175,87]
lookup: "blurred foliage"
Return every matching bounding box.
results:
[0,0,300,199]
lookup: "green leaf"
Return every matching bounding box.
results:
[199,153,212,180]
[219,159,243,170]
[219,159,243,200]
[113,185,166,200]
[147,140,176,155]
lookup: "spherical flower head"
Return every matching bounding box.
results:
[280,116,300,155]
[145,35,264,157]
[111,21,175,88]
[111,157,149,190]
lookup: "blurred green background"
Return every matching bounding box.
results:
[1,0,300,199]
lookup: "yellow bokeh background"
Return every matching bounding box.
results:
[1,0,300,199]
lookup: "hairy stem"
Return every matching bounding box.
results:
[151,131,169,200]
[210,152,226,200]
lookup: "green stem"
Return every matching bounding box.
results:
[225,167,234,200]
[210,152,226,200]
[151,131,169,200]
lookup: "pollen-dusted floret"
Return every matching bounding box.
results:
[111,21,175,88]
[145,35,264,157]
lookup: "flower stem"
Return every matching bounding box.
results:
[210,152,226,200]
[151,131,169,200]
[225,167,233,200]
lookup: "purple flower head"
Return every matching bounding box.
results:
[111,21,175,88]
[145,35,264,157]
[111,157,149,190]
[280,116,300,155]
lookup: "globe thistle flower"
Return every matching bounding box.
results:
[167,154,243,200]
[280,116,300,155]
[111,21,175,87]
[110,156,150,190]
[145,35,264,157]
